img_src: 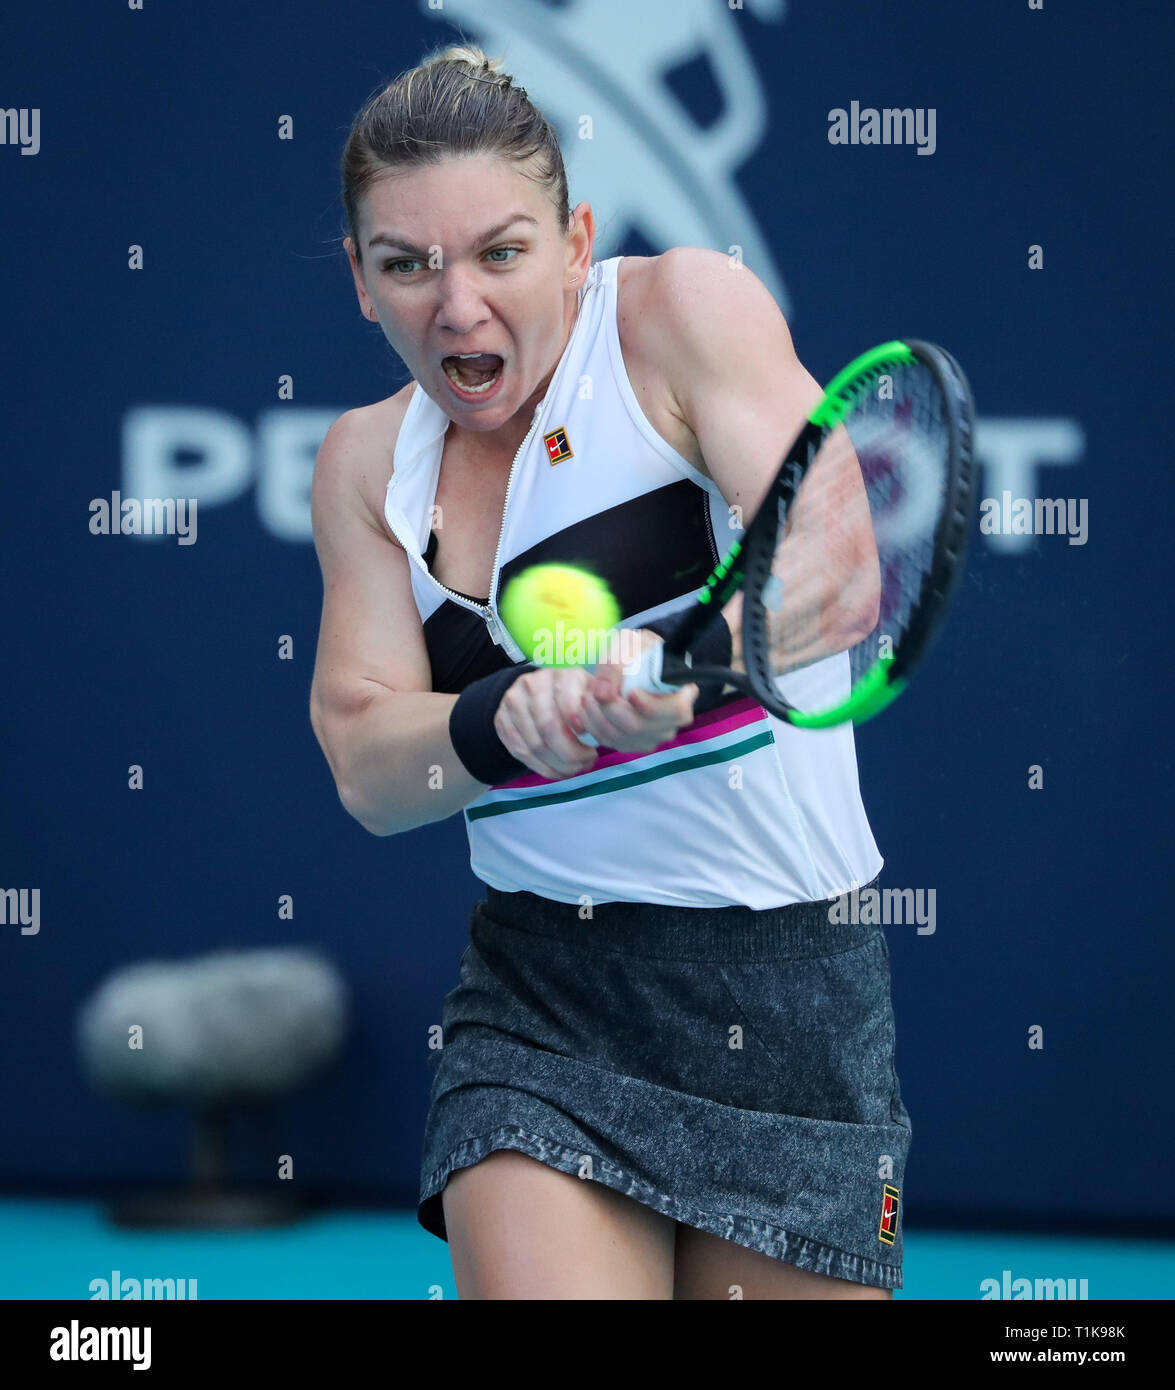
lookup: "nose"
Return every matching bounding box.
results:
[435,266,491,337]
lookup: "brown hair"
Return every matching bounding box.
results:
[341,42,571,268]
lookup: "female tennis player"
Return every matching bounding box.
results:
[310,42,910,1300]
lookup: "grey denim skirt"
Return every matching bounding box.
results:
[417,878,911,1290]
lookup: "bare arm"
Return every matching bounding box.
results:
[654,248,880,677]
[308,410,489,836]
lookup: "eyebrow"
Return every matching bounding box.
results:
[368,214,540,256]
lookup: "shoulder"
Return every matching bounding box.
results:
[621,247,800,425]
[332,380,418,455]
[622,246,779,324]
[312,383,418,546]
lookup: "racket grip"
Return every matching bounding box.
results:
[577,640,675,747]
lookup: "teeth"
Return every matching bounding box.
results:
[443,357,502,392]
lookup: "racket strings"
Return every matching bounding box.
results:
[757,360,950,706]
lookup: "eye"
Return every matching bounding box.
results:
[379,247,520,275]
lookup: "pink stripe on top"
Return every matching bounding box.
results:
[492,696,766,790]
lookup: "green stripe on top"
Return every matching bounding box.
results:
[809,340,916,429]
[468,729,775,821]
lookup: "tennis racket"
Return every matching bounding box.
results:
[577,339,975,742]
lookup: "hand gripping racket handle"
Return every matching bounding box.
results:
[577,640,679,747]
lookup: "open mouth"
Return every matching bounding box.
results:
[441,353,504,395]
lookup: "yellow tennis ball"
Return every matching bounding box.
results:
[500,563,621,665]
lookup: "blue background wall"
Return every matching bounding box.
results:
[2,0,1171,1232]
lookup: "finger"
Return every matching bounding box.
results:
[499,683,577,778]
[628,682,696,723]
[550,669,586,733]
[590,662,623,701]
[622,703,678,750]
[614,688,694,750]
[632,683,698,729]
[505,693,570,775]
[582,686,641,748]
[494,705,563,781]
[625,685,660,716]
[590,629,627,691]
[552,668,591,736]
[531,674,599,768]
[517,673,597,774]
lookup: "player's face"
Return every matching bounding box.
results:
[347,154,591,444]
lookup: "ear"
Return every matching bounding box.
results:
[345,237,376,320]
[566,201,595,285]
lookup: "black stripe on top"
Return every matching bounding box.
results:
[423,478,720,695]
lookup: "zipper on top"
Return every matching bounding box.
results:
[483,399,545,652]
[400,398,545,657]
[398,277,587,652]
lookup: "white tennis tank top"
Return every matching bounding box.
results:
[383,255,883,907]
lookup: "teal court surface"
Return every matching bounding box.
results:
[2,1198,1172,1300]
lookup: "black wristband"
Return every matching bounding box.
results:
[642,611,735,715]
[448,661,537,786]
